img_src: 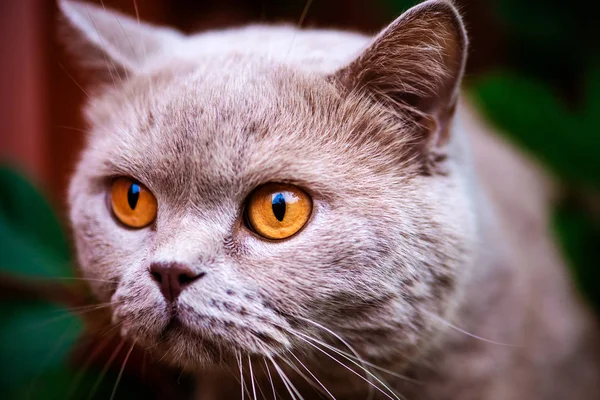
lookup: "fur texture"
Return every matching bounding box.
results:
[61,0,600,398]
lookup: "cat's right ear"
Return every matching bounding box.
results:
[58,0,183,82]
[331,0,467,172]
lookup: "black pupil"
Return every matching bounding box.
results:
[127,183,141,210]
[272,193,286,222]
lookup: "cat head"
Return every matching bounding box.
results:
[62,0,475,376]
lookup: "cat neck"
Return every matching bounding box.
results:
[393,101,600,400]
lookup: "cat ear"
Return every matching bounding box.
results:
[58,0,183,81]
[332,0,467,162]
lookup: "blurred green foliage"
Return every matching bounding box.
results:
[0,167,143,399]
[0,303,82,399]
[472,68,600,188]
[0,167,71,279]
[494,0,600,83]
[468,0,600,311]
[0,166,80,399]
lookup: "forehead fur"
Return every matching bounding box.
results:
[81,55,421,206]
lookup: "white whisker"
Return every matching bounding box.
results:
[267,355,303,400]
[237,351,246,400]
[34,276,118,284]
[288,351,337,399]
[132,0,156,105]
[57,62,91,99]
[296,330,419,385]
[264,359,278,400]
[295,317,371,373]
[289,331,401,400]
[101,0,132,81]
[248,355,258,400]
[87,337,126,400]
[421,309,522,347]
[110,340,136,400]
[84,6,123,86]
[285,0,314,60]
[67,333,115,399]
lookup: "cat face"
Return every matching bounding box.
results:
[63,0,475,374]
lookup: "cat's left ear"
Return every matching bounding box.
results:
[332,0,468,167]
[58,0,183,82]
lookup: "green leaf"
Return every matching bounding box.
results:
[0,166,72,278]
[0,302,82,398]
[0,166,151,399]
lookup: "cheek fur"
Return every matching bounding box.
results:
[70,182,154,302]
[112,268,169,344]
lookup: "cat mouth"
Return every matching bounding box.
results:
[162,314,184,335]
[159,309,199,340]
[155,307,289,359]
[157,315,226,362]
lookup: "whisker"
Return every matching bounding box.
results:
[24,303,117,332]
[67,333,116,399]
[237,351,246,400]
[57,61,91,99]
[295,316,372,379]
[100,0,131,81]
[27,320,80,399]
[285,0,314,60]
[156,344,172,364]
[263,359,278,400]
[290,315,377,397]
[278,353,331,399]
[84,5,122,87]
[248,355,257,400]
[56,125,88,134]
[298,333,412,399]
[110,340,136,400]
[132,0,156,103]
[269,361,298,400]
[87,337,126,400]
[296,0,314,28]
[61,301,121,313]
[289,332,401,400]
[254,365,268,400]
[267,355,303,400]
[294,330,419,385]
[421,309,523,347]
[100,320,124,338]
[288,351,336,399]
[33,277,118,284]
[177,369,185,384]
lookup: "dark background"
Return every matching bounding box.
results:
[0,0,598,398]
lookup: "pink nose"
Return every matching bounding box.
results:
[149,262,205,302]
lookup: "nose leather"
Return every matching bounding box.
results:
[149,262,205,302]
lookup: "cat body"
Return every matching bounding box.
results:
[60,0,600,398]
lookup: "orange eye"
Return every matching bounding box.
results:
[110,177,157,228]
[246,183,312,240]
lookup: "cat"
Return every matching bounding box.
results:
[60,0,600,399]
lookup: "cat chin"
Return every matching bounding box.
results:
[114,306,291,370]
[138,319,289,371]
